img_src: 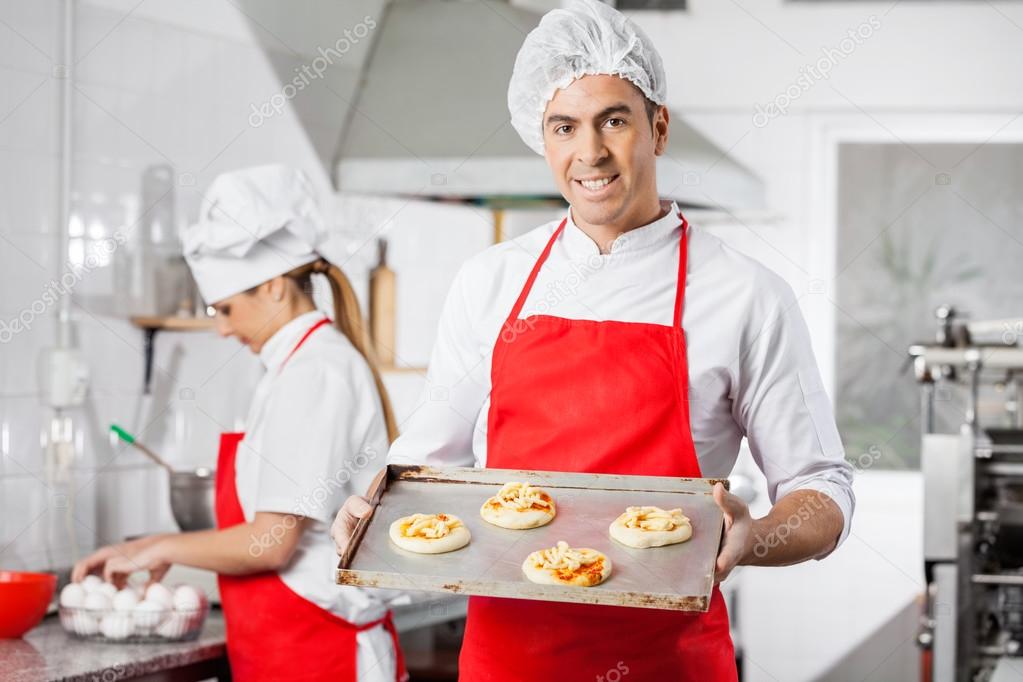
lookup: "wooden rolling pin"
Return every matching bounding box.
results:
[369,238,396,367]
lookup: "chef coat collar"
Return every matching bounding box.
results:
[562,200,683,258]
[259,310,326,371]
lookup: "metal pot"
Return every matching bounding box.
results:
[169,467,216,531]
[110,425,217,532]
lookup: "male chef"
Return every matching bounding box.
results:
[333,1,854,679]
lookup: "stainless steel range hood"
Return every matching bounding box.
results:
[333,0,764,209]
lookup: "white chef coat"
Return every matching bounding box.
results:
[237,310,400,681]
[389,202,855,549]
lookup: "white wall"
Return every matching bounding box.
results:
[0,0,383,568]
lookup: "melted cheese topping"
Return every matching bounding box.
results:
[490,482,553,512]
[398,513,463,539]
[527,541,600,571]
[620,506,689,532]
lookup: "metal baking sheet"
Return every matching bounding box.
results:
[337,465,726,612]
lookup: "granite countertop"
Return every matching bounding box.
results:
[1,610,226,682]
[1,595,467,682]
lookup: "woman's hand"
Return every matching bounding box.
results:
[102,543,171,588]
[71,535,166,583]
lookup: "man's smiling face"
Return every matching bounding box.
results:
[542,74,668,231]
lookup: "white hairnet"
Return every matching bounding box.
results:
[183,165,324,304]
[507,0,667,156]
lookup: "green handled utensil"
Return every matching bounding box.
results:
[110,424,217,531]
[110,424,174,473]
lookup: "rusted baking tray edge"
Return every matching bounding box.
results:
[339,570,711,612]
[390,464,730,492]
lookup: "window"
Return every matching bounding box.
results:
[834,142,1023,469]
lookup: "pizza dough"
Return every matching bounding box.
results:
[608,506,692,549]
[522,541,612,587]
[389,513,471,554]
[480,482,556,530]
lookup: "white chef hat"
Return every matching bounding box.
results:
[183,165,325,304]
[507,0,667,156]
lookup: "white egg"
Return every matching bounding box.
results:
[99,612,134,640]
[155,612,190,639]
[80,575,103,593]
[172,585,202,611]
[83,591,112,611]
[112,588,139,612]
[72,611,100,636]
[144,582,174,608]
[59,583,86,608]
[132,599,167,630]
[97,582,118,599]
[59,609,75,631]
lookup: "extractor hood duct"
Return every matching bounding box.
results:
[334,0,764,209]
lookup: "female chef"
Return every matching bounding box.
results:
[72,165,406,682]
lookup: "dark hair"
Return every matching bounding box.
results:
[643,96,659,125]
[628,78,660,133]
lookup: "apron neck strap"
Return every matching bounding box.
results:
[505,219,567,325]
[505,214,690,329]
[672,213,690,330]
[279,316,331,372]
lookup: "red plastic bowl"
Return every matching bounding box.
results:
[0,571,57,638]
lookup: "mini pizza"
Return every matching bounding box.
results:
[480,482,556,529]
[389,513,471,554]
[608,505,692,549]
[522,541,612,587]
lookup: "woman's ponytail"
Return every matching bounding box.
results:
[288,259,399,443]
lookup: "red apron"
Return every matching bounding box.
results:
[459,216,737,681]
[215,317,406,682]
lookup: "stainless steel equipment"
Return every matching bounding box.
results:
[911,306,1023,682]
[111,424,216,532]
[169,468,216,532]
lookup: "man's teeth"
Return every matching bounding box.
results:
[580,177,613,190]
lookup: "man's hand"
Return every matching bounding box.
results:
[713,482,753,583]
[331,495,373,557]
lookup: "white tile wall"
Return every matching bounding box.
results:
[0,0,385,574]
[0,70,58,156]
[0,152,59,238]
[0,0,58,74]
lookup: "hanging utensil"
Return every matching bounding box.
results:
[110,425,216,531]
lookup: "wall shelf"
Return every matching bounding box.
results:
[129,315,215,393]
[127,317,426,387]
[129,315,215,332]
